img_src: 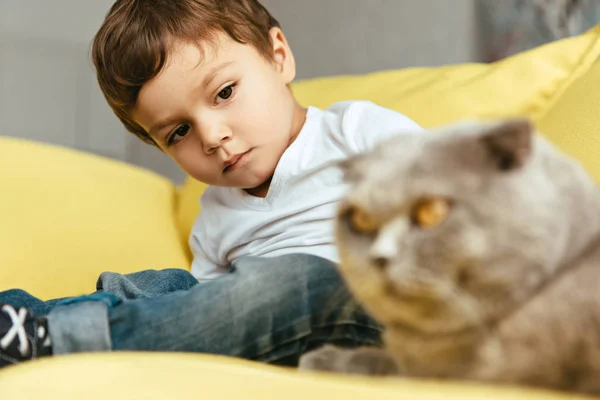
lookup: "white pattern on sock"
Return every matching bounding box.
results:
[0,306,29,357]
[36,323,51,348]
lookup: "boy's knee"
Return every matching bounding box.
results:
[236,254,339,286]
[274,254,344,288]
[233,254,347,307]
[97,269,199,300]
[235,253,338,276]
[282,254,338,272]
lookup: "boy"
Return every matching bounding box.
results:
[0,0,421,367]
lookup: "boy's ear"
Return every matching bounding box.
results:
[270,27,296,84]
[480,118,534,171]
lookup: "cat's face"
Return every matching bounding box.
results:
[336,119,573,335]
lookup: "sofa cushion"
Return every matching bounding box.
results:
[176,26,600,249]
[0,138,189,299]
[537,61,600,183]
[176,179,208,261]
[0,352,584,400]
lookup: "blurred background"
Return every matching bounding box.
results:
[1,0,599,183]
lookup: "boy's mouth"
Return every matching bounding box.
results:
[223,149,252,173]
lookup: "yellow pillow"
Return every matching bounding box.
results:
[176,26,600,247]
[293,25,600,127]
[537,61,600,183]
[0,137,189,299]
[292,26,600,127]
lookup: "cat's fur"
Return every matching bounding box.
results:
[299,119,600,395]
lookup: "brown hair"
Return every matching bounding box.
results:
[91,0,280,146]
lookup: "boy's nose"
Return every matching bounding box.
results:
[204,136,229,154]
[202,131,232,154]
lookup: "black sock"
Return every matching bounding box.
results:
[35,317,53,357]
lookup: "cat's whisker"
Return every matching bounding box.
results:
[444,285,488,330]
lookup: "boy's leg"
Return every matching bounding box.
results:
[0,292,54,366]
[96,268,199,300]
[47,254,382,365]
[11,269,198,352]
[0,268,198,315]
[0,290,63,316]
[0,268,199,366]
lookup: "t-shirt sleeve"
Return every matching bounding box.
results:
[189,236,226,282]
[339,100,423,155]
[188,204,228,282]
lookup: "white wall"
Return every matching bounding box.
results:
[262,0,481,80]
[1,0,128,160]
[2,0,115,44]
[1,0,185,181]
[1,0,482,183]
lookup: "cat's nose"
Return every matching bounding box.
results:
[370,232,398,271]
[371,256,389,271]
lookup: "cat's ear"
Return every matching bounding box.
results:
[338,154,365,182]
[480,118,534,171]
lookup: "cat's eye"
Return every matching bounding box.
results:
[412,197,452,229]
[349,208,379,234]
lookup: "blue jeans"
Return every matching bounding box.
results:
[1,254,382,365]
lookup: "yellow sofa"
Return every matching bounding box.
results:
[1,26,599,399]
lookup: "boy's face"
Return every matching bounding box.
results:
[133,29,304,193]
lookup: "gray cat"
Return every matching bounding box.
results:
[299,119,600,395]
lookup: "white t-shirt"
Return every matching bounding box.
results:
[189,100,422,280]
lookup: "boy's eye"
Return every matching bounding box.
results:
[167,124,190,146]
[215,84,236,103]
[218,86,232,99]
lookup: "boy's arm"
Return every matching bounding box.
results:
[190,256,228,282]
[189,222,229,282]
[339,100,424,154]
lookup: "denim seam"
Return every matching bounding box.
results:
[242,315,383,360]
[255,333,382,363]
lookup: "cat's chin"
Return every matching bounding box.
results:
[375,281,485,336]
[385,309,484,337]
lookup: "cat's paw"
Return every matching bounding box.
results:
[299,345,400,376]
